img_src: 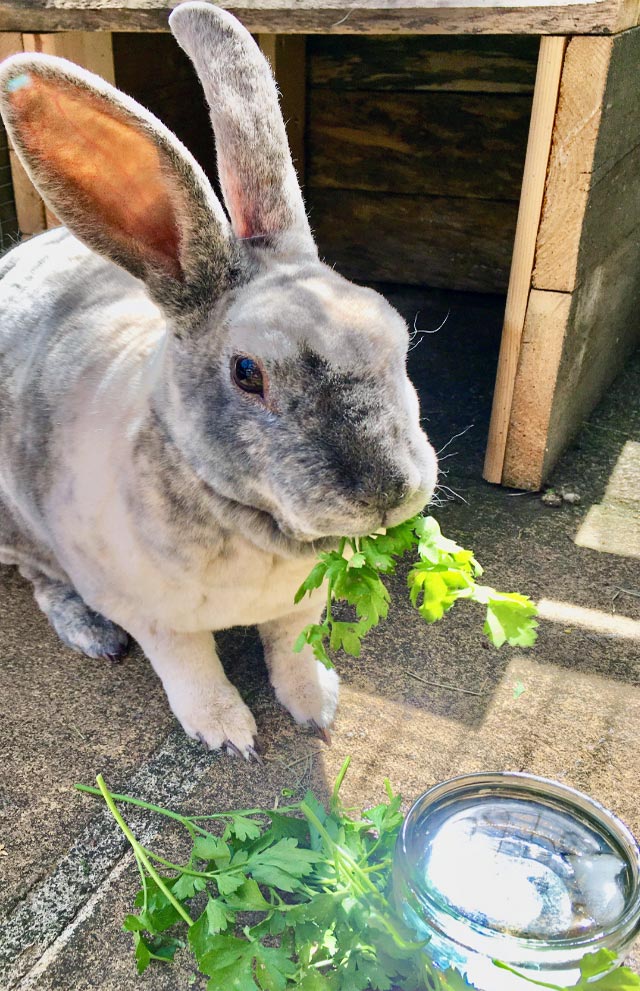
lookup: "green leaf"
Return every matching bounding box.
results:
[132,931,179,974]
[216,870,247,896]
[172,872,208,900]
[134,931,152,974]
[294,561,330,603]
[225,814,262,842]
[223,879,271,912]
[123,913,146,932]
[133,876,182,933]
[254,944,297,991]
[580,950,618,980]
[484,593,539,648]
[193,833,230,861]
[189,896,233,962]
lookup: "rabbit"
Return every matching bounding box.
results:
[0,1,438,759]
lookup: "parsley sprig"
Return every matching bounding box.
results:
[78,764,640,990]
[294,514,538,669]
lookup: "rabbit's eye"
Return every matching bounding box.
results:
[232,355,264,397]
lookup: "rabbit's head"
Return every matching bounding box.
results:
[0,2,437,548]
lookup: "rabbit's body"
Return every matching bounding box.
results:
[0,3,438,756]
[0,228,316,631]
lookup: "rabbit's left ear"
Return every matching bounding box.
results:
[0,54,235,314]
[169,2,317,260]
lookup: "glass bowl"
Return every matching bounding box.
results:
[393,772,640,990]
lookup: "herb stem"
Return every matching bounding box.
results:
[95,775,194,927]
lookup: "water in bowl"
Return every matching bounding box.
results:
[393,774,640,990]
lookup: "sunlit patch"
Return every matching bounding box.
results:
[537,598,640,642]
[575,441,640,559]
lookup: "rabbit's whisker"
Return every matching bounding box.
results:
[436,484,469,506]
[436,423,474,456]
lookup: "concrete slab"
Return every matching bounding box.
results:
[1,285,638,988]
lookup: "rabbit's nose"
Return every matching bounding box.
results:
[359,474,408,513]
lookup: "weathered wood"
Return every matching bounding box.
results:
[258,35,306,179]
[307,90,531,201]
[503,229,640,489]
[0,0,638,35]
[0,29,21,58]
[22,30,116,82]
[533,28,640,292]
[483,35,566,484]
[501,289,571,490]
[309,187,518,292]
[309,35,538,92]
[8,147,46,234]
[503,26,640,489]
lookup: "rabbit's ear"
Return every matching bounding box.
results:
[0,54,234,313]
[169,2,317,259]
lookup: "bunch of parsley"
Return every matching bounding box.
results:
[294,514,539,668]
[79,764,640,991]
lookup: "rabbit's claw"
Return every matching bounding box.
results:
[310,720,332,746]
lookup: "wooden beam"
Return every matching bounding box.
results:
[258,34,306,181]
[483,35,566,484]
[0,0,638,36]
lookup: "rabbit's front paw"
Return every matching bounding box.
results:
[269,650,339,734]
[172,684,260,760]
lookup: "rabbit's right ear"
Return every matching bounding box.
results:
[0,55,234,314]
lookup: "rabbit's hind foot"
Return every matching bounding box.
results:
[26,572,130,662]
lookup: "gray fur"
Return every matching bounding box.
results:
[0,4,438,751]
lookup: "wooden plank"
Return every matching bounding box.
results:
[310,35,540,91]
[307,90,531,201]
[21,31,115,83]
[0,29,22,59]
[258,35,306,179]
[0,0,638,36]
[532,37,612,293]
[483,35,566,484]
[501,289,571,490]
[310,187,518,292]
[308,35,539,93]
[503,229,640,489]
[533,28,640,291]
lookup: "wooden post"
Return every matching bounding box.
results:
[258,34,306,181]
[483,35,566,484]
[502,26,640,490]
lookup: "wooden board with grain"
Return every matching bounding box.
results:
[0,0,638,35]
[503,25,640,489]
[307,89,531,201]
[308,35,538,92]
[482,35,566,484]
[533,27,640,292]
[310,187,518,292]
[503,230,640,488]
